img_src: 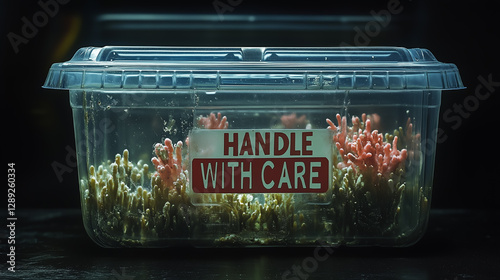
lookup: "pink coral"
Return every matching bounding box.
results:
[197,112,228,129]
[151,138,184,190]
[327,113,407,179]
[280,113,309,129]
[152,113,229,189]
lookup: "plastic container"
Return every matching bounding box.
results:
[44,46,463,247]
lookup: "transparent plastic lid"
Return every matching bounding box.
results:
[43,46,464,90]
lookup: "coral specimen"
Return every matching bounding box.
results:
[151,139,185,190]
[153,112,228,190]
[197,193,300,245]
[84,147,303,246]
[389,117,421,162]
[197,112,228,129]
[82,113,307,246]
[326,113,407,179]
[280,113,310,129]
[84,148,191,245]
[324,113,424,239]
[80,112,427,247]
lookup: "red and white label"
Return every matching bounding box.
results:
[189,130,332,193]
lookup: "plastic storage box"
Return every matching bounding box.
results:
[44,46,463,247]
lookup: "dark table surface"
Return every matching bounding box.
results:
[2,208,499,280]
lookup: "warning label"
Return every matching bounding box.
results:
[189,129,332,193]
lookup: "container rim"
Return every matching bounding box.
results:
[43,46,465,91]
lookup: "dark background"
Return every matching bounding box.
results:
[1,1,499,280]
[3,0,499,210]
